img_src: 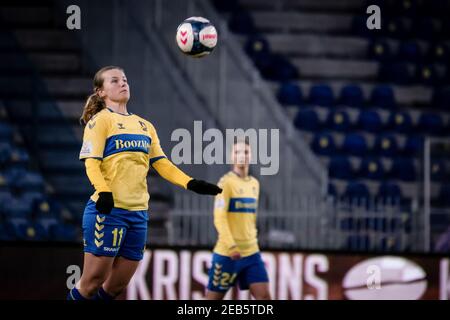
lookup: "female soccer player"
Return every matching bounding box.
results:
[206,139,271,300]
[68,66,222,300]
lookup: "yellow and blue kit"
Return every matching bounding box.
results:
[207,171,269,292]
[79,108,192,260]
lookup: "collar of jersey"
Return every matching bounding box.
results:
[231,170,251,181]
[107,107,133,116]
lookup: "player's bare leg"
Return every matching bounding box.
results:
[249,282,271,300]
[205,290,226,300]
[77,253,115,298]
[102,257,140,297]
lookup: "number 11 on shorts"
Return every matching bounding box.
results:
[112,228,124,247]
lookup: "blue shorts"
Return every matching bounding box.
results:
[82,199,149,261]
[207,252,269,293]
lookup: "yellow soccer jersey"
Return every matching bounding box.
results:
[213,171,260,257]
[79,108,166,210]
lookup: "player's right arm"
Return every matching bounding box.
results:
[213,179,240,259]
[79,113,114,214]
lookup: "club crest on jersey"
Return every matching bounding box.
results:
[139,121,148,132]
[117,123,126,130]
[88,121,96,129]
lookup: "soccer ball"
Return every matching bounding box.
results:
[176,17,218,58]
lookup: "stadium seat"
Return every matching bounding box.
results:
[377,181,403,205]
[383,17,410,39]
[309,84,334,107]
[228,11,255,34]
[0,122,13,142]
[357,110,383,133]
[342,133,368,156]
[387,111,413,134]
[9,147,30,169]
[402,135,424,156]
[254,53,299,81]
[379,62,414,85]
[294,109,321,132]
[389,158,417,181]
[328,183,338,198]
[49,223,78,242]
[244,35,270,58]
[33,197,61,219]
[415,64,439,86]
[5,193,34,219]
[346,234,371,251]
[432,87,450,111]
[0,171,7,191]
[311,132,336,156]
[414,17,442,40]
[16,221,49,241]
[379,236,402,252]
[438,184,450,206]
[343,181,371,203]
[339,84,365,107]
[370,85,396,109]
[367,39,393,62]
[0,222,14,241]
[373,134,399,157]
[417,113,444,136]
[14,171,44,193]
[398,41,422,62]
[427,43,450,63]
[276,82,303,106]
[329,156,354,180]
[358,157,385,180]
[0,142,12,167]
[325,110,351,132]
[431,159,446,182]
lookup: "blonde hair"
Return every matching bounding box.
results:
[80,66,124,124]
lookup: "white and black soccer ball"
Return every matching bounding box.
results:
[176,17,218,58]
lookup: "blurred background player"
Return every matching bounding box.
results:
[68,66,222,300]
[206,138,271,300]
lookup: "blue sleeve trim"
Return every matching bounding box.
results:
[150,156,166,166]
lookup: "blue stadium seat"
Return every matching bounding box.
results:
[50,223,78,242]
[244,35,270,58]
[358,157,385,180]
[0,190,12,216]
[379,62,414,85]
[431,159,446,182]
[342,133,368,156]
[387,111,413,134]
[0,171,7,191]
[427,43,450,63]
[402,135,424,156]
[357,110,383,133]
[325,110,351,132]
[379,237,402,252]
[33,197,61,219]
[390,158,416,181]
[294,109,321,132]
[0,142,12,166]
[417,113,444,136]
[311,132,336,156]
[432,87,450,111]
[346,234,371,251]
[370,85,396,109]
[309,84,334,107]
[343,181,371,203]
[377,181,403,205]
[276,82,303,106]
[398,41,422,62]
[329,156,354,180]
[438,184,450,206]
[0,222,14,240]
[373,134,399,157]
[9,147,30,168]
[383,17,410,39]
[254,53,299,81]
[15,171,44,193]
[415,64,439,86]
[5,193,34,219]
[0,122,13,142]
[339,84,365,107]
[16,221,49,241]
[368,39,393,62]
[328,183,338,198]
[414,17,442,40]
[228,11,255,34]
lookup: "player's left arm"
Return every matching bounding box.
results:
[148,122,222,195]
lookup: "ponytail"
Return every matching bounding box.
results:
[80,93,106,125]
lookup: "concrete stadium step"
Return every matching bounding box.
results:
[5,99,84,122]
[291,58,379,80]
[11,29,79,51]
[251,11,354,34]
[48,174,92,195]
[40,149,84,172]
[0,52,81,73]
[0,6,54,27]
[265,34,369,59]
[239,0,363,12]
[269,80,433,106]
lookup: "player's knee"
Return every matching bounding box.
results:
[254,290,271,300]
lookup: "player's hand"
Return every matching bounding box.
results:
[187,179,222,195]
[96,192,114,214]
